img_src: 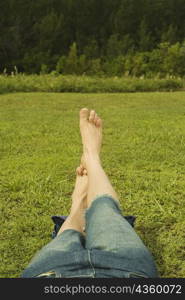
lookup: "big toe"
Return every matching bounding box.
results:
[80,108,89,121]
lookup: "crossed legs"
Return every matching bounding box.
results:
[22,108,158,278]
[57,108,119,236]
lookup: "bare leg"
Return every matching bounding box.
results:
[79,108,119,208]
[59,107,118,234]
[57,166,88,236]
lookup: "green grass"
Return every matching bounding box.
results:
[0,74,184,94]
[0,92,185,278]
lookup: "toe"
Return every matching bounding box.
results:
[96,117,102,127]
[83,169,87,175]
[94,114,99,126]
[89,110,96,123]
[80,108,89,120]
[76,166,83,176]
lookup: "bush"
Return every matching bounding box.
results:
[40,64,49,74]
[87,59,104,76]
[56,56,67,74]
[163,43,185,76]
[128,42,185,78]
[53,41,185,78]
[0,74,184,94]
[103,56,126,76]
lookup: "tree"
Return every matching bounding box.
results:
[65,42,78,74]
[0,0,185,75]
[163,42,185,76]
[161,25,178,44]
[84,40,99,59]
[56,56,67,74]
[138,19,153,51]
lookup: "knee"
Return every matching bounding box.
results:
[88,195,120,214]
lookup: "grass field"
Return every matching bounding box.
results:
[0,92,185,278]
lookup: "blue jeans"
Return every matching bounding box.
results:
[22,195,158,278]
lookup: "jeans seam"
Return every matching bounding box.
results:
[87,250,95,277]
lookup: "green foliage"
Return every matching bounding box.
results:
[138,19,153,51]
[0,92,185,277]
[103,56,126,76]
[56,56,67,74]
[163,43,185,76]
[122,42,185,78]
[40,64,49,75]
[23,51,52,74]
[1,0,185,74]
[78,54,88,75]
[88,59,103,76]
[0,75,183,94]
[161,25,178,44]
[84,40,99,59]
[65,42,78,74]
[54,41,185,77]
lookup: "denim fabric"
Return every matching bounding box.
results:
[21,195,158,278]
[51,214,136,239]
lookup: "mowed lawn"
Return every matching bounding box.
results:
[0,92,185,278]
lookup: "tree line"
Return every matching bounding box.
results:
[0,0,185,76]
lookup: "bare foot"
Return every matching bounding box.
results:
[79,108,103,167]
[57,165,88,236]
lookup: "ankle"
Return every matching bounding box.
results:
[83,151,101,166]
